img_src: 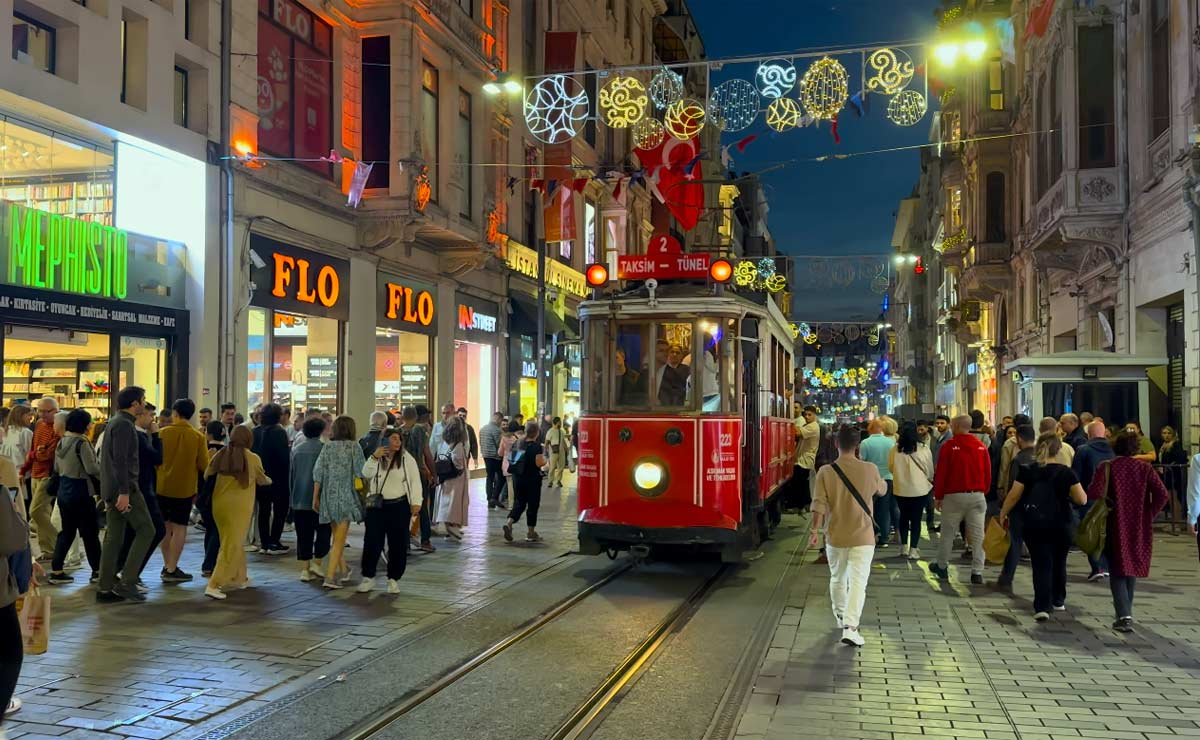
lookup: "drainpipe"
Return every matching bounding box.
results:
[218,0,235,403]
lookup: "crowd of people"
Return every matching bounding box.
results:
[0,388,580,725]
[806,407,1188,647]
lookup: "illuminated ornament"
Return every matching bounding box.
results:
[887,90,927,126]
[664,98,705,140]
[598,75,648,129]
[631,118,666,150]
[765,98,802,132]
[800,57,849,121]
[865,48,915,95]
[754,59,797,99]
[486,209,501,244]
[789,323,801,339]
[523,75,589,144]
[708,79,759,132]
[867,327,880,347]
[733,258,787,292]
[648,67,684,110]
[414,167,432,212]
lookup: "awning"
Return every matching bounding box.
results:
[509,295,575,337]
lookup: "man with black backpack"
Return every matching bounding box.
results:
[809,425,886,648]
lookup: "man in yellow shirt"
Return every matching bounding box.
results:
[156,399,209,582]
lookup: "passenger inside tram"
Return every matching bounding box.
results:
[613,347,647,405]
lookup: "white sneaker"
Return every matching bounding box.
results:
[387,579,401,594]
[900,545,910,557]
[309,559,325,577]
[908,548,921,560]
[300,568,313,582]
[204,586,227,600]
[244,544,260,553]
[841,628,865,647]
[1034,611,1050,622]
[356,579,375,593]
[6,696,23,716]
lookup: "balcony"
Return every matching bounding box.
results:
[1019,167,1125,272]
[959,242,1012,301]
[654,0,704,64]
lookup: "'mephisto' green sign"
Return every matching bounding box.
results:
[5,202,128,299]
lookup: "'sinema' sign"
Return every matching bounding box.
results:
[6,202,128,299]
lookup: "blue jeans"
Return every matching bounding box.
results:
[999,514,1024,585]
[874,481,895,544]
[1076,501,1109,575]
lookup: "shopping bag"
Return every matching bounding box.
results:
[19,586,50,655]
[983,517,1010,564]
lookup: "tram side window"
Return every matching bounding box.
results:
[613,323,650,407]
[582,320,608,412]
[654,321,693,409]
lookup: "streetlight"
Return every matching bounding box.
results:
[931,21,989,69]
[484,73,523,96]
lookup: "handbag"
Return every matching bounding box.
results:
[366,461,392,510]
[435,445,463,483]
[983,516,1010,563]
[830,463,878,535]
[1075,461,1112,559]
[19,585,50,655]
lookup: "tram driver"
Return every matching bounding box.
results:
[655,340,691,407]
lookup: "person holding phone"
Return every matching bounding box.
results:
[358,429,422,594]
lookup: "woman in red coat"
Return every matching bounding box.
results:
[1087,431,1169,633]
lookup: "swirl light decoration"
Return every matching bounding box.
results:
[524,75,589,144]
[733,258,787,292]
[664,98,706,140]
[649,67,685,110]
[754,59,797,99]
[800,57,849,121]
[865,48,915,95]
[598,75,648,128]
[887,90,928,126]
[631,118,666,150]
[765,97,802,132]
[708,79,759,132]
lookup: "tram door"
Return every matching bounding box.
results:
[740,318,765,527]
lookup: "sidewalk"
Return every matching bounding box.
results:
[4,477,580,740]
[737,528,1200,740]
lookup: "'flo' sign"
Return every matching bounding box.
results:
[5,202,128,299]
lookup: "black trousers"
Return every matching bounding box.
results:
[896,494,929,549]
[1026,525,1071,613]
[256,486,289,549]
[293,509,331,562]
[118,490,166,577]
[0,601,21,726]
[787,466,812,510]
[510,481,542,527]
[51,479,102,574]
[361,500,410,580]
[199,497,220,573]
[484,458,504,504]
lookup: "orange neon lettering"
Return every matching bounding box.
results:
[458,305,473,330]
[416,291,434,326]
[316,265,339,307]
[271,254,295,298]
[402,288,419,323]
[385,283,403,320]
[295,259,316,303]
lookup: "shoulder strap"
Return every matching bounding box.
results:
[831,463,873,520]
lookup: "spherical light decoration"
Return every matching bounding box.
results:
[765,98,802,132]
[664,97,705,140]
[865,48,915,95]
[631,118,666,150]
[708,79,759,132]
[754,59,797,99]
[800,57,849,121]
[648,67,685,110]
[598,75,648,129]
[524,75,590,144]
[887,90,927,126]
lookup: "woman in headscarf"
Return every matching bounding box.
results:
[204,425,270,601]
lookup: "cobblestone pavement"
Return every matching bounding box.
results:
[736,526,1200,740]
[4,475,581,740]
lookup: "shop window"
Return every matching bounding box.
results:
[421,61,439,201]
[374,329,432,413]
[247,307,268,410]
[1149,0,1170,140]
[453,340,497,440]
[173,66,189,127]
[0,116,115,226]
[120,336,167,412]
[361,36,391,190]
[12,12,55,73]
[1078,24,1116,169]
[257,0,334,177]
[273,313,340,414]
[2,328,112,422]
[457,89,472,218]
[987,51,1004,111]
[985,172,1006,243]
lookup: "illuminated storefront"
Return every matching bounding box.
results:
[246,234,348,414]
[375,271,436,413]
[453,292,499,425]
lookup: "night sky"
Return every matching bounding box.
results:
[688,0,945,321]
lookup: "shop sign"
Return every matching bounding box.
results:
[376,271,436,335]
[503,239,589,298]
[250,234,349,321]
[458,305,497,332]
[521,360,537,378]
[454,293,500,340]
[1,201,188,309]
[0,284,186,336]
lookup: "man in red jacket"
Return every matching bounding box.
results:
[20,398,61,559]
[931,414,991,584]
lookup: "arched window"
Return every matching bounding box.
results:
[985,172,1006,243]
[1036,75,1049,197]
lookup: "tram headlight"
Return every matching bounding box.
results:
[632,458,669,497]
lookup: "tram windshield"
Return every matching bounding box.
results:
[585,317,738,414]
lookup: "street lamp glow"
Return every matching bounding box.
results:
[933,42,960,67]
[483,81,502,95]
[503,79,523,94]
[963,38,988,61]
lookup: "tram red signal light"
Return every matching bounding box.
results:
[710,259,733,283]
[586,263,609,286]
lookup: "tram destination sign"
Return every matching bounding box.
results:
[616,253,711,280]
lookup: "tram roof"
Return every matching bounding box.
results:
[579,287,792,338]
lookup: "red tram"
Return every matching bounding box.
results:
[576,284,796,562]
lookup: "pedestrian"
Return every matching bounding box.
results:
[312,416,365,589]
[289,416,330,582]
[995,414,1033,507]
[858,420,895,548]
[398,407,436,553]
[0,406,32,481]
[113,404,166,589]
[1072,420,1114,581]
[1038,417,1074,464]
[498,421,521,509]
[156,399,210,582]
[1189,452,1200,560]
[480,412,504,508]
[1157,425,1188,511]
[999,433,1087,622]
[969,410,992,449]
[995,424,1036,592]
[792,405,821,512]
[1088,431,1169,633]
[251,403,291,556]
[20,398,61,560]
[930,415,991,584]
[359,412,388,459]
[203,425,271,600]
[288,409,304,447]
[1124,421,1157,462]
[889,421,933,560]
[545,416,567,488]
[929,414,951,465]
[96,387,158,603]
[45,410,101,586]
[434,416,469,541]
[280,408,294,446]
[458,408,479,470]
[358,428,423,594]
[198,407,213,428]
[198,420,225,577]
[503,420,548,543]
[0,478,30,726]
[809,424,885,647]
[219,403,237,441]
[430,403,455,452]
[1060,413,1086,449]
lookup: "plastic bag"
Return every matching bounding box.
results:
[19,586,50,655]
[983,517,1010,564]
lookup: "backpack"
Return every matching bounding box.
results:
[435,445,463,483]
[507,443,530,478]
[1021,468,1072,529]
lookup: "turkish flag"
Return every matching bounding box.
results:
[636,135,705,232]
[1024,0,1055,40]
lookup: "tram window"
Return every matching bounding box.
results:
[613,323,650,407]
[693,318,736,413]
[654,322,692,409]
[582,320,608,412]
